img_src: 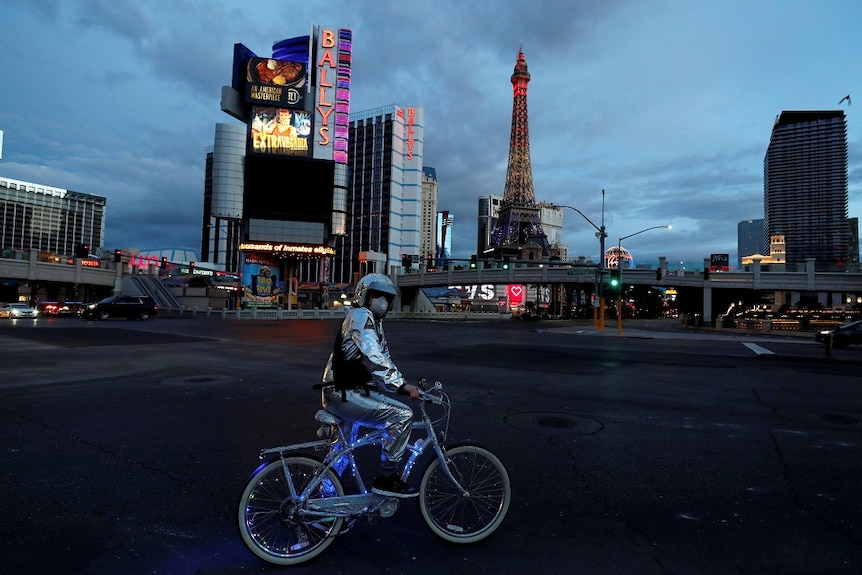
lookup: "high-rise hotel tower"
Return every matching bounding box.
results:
[764,111,848,271]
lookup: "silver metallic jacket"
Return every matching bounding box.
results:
[321,306,405,392]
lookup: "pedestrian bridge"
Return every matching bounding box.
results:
[394,262,862,293]
[0,253,121,290]
[394,262,862,323]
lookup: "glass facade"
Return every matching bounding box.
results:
[332,104,424,283]
[737,218,764,269]
[0,176,105,256]
[764,111,849,270]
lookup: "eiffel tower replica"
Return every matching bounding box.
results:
[487,45,549,261]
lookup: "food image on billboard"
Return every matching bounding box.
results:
[245,57,306,108]
[249,106,312,156]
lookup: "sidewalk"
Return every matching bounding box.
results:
[535,318,862,363]
[537,318,817,345]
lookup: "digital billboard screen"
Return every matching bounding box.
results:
[249,106,312,156]
[244,155,333,223]
[245,57,307,108]
[710,253,730,272]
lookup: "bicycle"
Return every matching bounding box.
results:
[238,380,511,565]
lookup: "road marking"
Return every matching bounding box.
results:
[743,342,775,355]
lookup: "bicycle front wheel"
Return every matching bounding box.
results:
[419,444,511,543]
[238,456,344,565]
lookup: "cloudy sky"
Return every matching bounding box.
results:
[1,0,859,270]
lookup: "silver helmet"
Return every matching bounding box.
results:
[352,273,397,307]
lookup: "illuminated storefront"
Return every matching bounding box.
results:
[238,242,335,308]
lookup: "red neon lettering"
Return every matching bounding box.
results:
[318,66,333,88]
[317,103,334,123]
[321,29,335,49]
[405,107,416,159]
[318,49,336,68]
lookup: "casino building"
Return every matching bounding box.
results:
[0,175,107,303]
[206,25,436,307]
[207,26,353,308]
[331,104,426,284]
[0,176,105,256]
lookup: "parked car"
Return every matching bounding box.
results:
[815,319,862,348]
[37,302,81,317]
[81,295,158,321]
[0,302,39,319]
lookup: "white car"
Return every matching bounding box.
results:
[0,302,39,318]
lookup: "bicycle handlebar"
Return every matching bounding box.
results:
[418,380,444,404]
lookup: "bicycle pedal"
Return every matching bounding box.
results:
[378,497,399,518]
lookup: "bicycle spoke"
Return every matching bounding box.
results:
[239,457,344,564]
[420,445,511,542]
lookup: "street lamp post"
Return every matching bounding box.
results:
[554,189,608,329]
[616,225,672,335]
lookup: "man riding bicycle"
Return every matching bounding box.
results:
[319,273,420,498]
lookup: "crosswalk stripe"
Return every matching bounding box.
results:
[743,342,775,355]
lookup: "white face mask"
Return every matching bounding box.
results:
[369,297,389,317]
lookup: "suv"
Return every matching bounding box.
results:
[81,295,158,321]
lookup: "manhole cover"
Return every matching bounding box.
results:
[504,412,603,436]
[774,407,862,431]
[535,416,577,429]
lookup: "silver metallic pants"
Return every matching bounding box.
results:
[321,388,414,474]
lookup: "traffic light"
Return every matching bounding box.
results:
[114,249,122,263]
[160,257,167,269]
[656,268,663,281]
[609,269,620,289]
[402,254,412,270]
[76,243,90,258]
[469,255,477,269]
[703,267,710,280]
[502,258,509,270]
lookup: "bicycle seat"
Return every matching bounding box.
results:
[315,410,342,426]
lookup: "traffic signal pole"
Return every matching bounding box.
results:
[554,190,607,330]
[616,224,671,335]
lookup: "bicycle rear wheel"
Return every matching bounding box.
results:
[419,444,511,543]
[238,456,344,565]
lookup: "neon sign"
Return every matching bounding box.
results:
[397,107,416,160]
[507,284,525,305]
[314,28,351,164]
[239,242,335,256]
[316,29,336,147]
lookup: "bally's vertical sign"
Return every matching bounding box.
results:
[313,27,352,163]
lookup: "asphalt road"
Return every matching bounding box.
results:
[0,317,860,575]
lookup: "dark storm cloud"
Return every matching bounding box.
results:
[0,0,859,268]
